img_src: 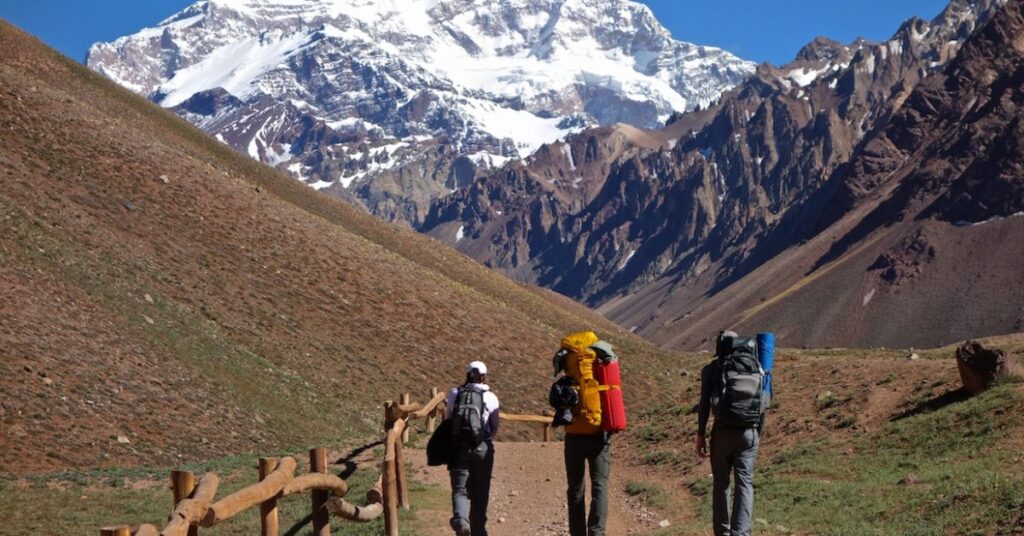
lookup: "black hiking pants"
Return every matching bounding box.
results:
[565,432,612,536]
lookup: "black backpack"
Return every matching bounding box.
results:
[548,376,580,427]
[451,386,487,447]
[712,337,769,428]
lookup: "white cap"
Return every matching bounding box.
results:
[467,360,488,375]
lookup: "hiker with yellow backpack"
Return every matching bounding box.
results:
[549,331,627,536]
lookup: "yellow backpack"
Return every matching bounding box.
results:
[562,331,603,435]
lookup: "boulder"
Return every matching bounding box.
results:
[955,340,1007,394]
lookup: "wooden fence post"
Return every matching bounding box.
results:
[100,527,131,536]
[395,439,410,511]
[258,458,279,536]
[310,448,330,536]
[383,452,399,536]
[426,387,439,433]
[172,470,198,536]
[400,393,411,444]
[384,400,396,438]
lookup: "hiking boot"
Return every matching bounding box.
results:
[450,517,471,536]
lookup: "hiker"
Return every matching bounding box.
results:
[553,332,627,536]
[696,331,769,536]
[445,361,500,536]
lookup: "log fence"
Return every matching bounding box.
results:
[101,388,553,536]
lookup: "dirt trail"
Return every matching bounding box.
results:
[408,442,658,535]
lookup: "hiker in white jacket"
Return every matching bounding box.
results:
[445,361,500,536]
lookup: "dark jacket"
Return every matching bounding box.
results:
[426,418,454,467]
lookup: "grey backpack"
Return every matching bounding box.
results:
[451,386,486,447]
[712,337,769,428]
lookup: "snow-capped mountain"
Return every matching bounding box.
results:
[86,0,754,225]
[421,0,1011,349]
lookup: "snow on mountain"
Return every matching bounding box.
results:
[87,0,755,225]
[418,0,1012,348]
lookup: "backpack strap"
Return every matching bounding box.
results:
[458,384,482,395]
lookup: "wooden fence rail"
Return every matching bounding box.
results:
[501,412,556,442]
[101,388,553,536]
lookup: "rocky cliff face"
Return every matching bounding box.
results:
[425,0,1021,349]
[426,0,1005,298]
[620,0,1024,350]
[86,0,754,225]
[812,0,1024,266]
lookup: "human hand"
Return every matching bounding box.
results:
[696,434,708,458]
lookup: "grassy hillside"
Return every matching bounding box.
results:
[0,18,675,477]
[619,334,1024,536]
[4,335,1020,535]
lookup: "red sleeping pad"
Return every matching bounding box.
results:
[594,360,627,433]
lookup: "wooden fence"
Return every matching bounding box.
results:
[100,388,553,536]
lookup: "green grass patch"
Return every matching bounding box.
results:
[635,424,670,443]
[625,480,670,509]
[0,449,444,535]
[643,450,682,467]
[746,383,1024,536]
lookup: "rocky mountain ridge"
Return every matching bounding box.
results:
[618,0,1024,349]
[86,0,754,225]
[423,0,1021,349]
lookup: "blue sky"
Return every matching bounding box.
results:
[2,0,949,65]
[643,0,949,63]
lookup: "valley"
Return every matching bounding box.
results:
[2,1,1023,534]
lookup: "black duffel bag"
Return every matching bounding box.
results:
[426,418,455,467]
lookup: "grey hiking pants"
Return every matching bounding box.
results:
[565,432,612,536]
[711,426,760,536]
[449,440,494,536]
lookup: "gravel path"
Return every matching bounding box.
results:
[409,441,656,535]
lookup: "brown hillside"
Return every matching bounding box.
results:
[0,20,675,475]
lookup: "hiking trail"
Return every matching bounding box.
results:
[407,442,674,535]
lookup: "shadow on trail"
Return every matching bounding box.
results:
[282,439,385,536]
[333,439,384,479]
[892,388,970,421]
[284,514,315,536]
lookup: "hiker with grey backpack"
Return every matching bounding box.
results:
[443,361,500,536]
[696,331,771,536]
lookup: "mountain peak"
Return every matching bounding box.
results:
[794,36,848,63]
[86,0,754,225]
